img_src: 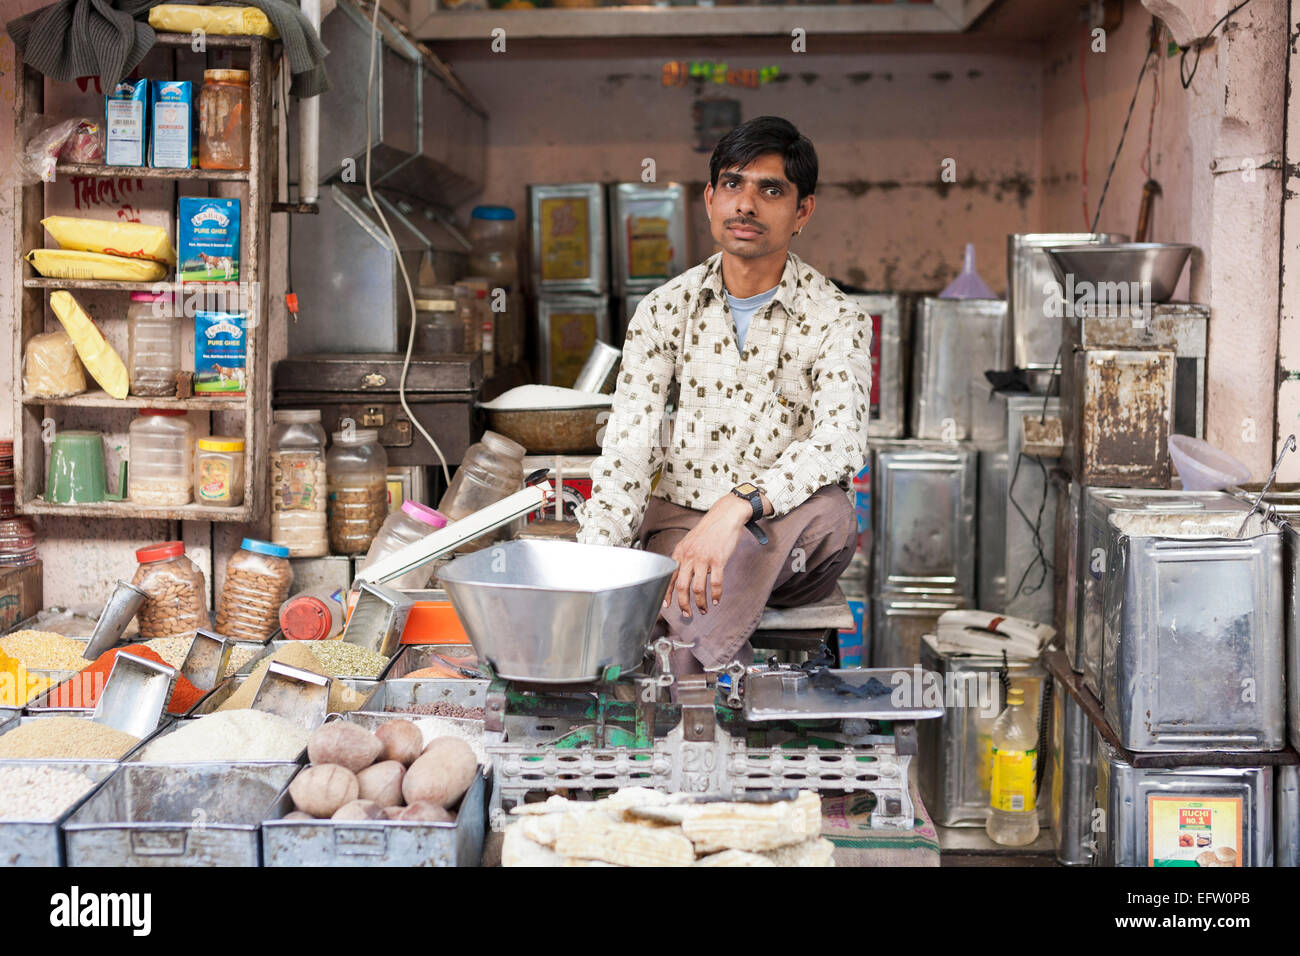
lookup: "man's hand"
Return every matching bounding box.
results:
[664,492,766,618]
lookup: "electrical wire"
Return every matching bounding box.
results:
[1080,25,1091,230]
[1088,45,1154,233]
[363,0,451,488]
[1140,31,1161,180]
[1180,0,1251,90]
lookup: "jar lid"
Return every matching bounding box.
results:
[205,69,250,83]
[280,595,334,641]
[274,409,322,424]
[480,430,526,458]
[471,205,517,221]
[138,408,188,417]
[401,500,448,529]
[129,292,170,303]
[475,289,488,299]
[413,298,457,312]
[240,537,291,558]
[137,541,185,562]
[332,428,380,444]
[199,436,245,452]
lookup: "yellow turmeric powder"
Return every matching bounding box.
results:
[0,648,52,707]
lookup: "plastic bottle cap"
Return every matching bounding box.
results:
[332,428,380,444]
[471,205,516,221]
[136,541,185,562]
[1006,688,1025,706]
[240,538,291,558]
[205,69,250,84]
[401,499,448,529]
[129,292,169,303]
[139,408,188,417]
[274,409,322,424]
[198,437,245,452]
[280,595,333,641]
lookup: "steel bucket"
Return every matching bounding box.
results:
[437,540,676,683]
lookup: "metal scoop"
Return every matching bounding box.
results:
[180,630,233,692]
[341,582,415,658]
[248,661,331,730]
[1238,434,1297,537]
[84,580,148,660]
[92,651,173,739]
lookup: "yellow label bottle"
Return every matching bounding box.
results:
[986,686,1040,846]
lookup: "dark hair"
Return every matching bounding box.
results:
[709,116,818,202]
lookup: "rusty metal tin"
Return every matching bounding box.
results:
[846,293,907,439]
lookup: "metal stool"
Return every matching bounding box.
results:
[750,585,854,658]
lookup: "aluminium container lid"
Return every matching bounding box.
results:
[240,538,291,559]
[332,428,380,444]
[274,409,322,424]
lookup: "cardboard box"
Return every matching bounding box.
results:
[0,562,43,632]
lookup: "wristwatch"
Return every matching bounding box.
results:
[731,483,769,545]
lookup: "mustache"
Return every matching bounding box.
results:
[724,216,765,231]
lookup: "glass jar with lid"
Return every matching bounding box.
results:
[195,436,245,507]
[217,538,294,643]
[326,427,389,555]
[358,500,449,589]
[199,69,251,170]
[413,285,463,354]
[129,409,195,506]
[437,430,525,520]
[127,292,181,397]
[271,409,328,556]
[467,205,519,292]
[131,541,210,640]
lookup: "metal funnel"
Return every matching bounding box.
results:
[437,540,677,683]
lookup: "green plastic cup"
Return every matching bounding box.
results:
[45,430,109,504]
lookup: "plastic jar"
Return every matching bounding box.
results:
[195,436,245,507]
[127,292,181,397]
[413,286,464,353]
[129,409,195,506]
[270,409,328,557]
[327,427,389,554]
[467,205,519,292]
[437,430,525,520]
[199,69,251,170]
[279,586,346,641]
[358,500,448,590]
[216,538,294,642]
[131,541,210,640]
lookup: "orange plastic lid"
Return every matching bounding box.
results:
[280,595,333,641]
[136,541,184,562]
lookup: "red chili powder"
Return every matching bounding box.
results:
[46,644,205,714]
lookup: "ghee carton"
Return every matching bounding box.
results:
[194,311,247,395]
[150,81,194,169]
[177,197,240,281]
[105,79,148,167]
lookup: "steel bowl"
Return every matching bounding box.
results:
[483,405,610,454]
[1044,242,1195,303]
[437,540,677,683]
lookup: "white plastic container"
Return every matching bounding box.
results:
[127,292,181,397]
[327,428,389,555]
[129,408,195,506]
[271,410,329,556]
[216,538,294,643]
[194,436,245,507]
[278,585,347,642]
[358,500,448,590]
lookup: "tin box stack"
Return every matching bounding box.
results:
[0,438,13,518]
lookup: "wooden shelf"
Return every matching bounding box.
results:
[21,391,247,411]
[22,498,252,522]
[23,277,243,293]
[56,164,249,182]
[153,32,265,49]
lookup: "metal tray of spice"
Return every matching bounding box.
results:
[0,759,118,866]
[62,762,299,867]
[354,679,488,719]
[186,675,382,717]
[252,640,402,681]
[3,667,78,718]
[0,713,172,766]
[261,765,488,867]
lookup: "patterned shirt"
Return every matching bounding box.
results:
[577,251,872,548]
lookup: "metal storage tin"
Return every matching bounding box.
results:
[356,679,487,717]
[1169,304,1208,439]
[1276,518,1300,752]
[0,713,163,763]
[187,675,381,717]
[1004,393,1059,624]
[608,183,688,295]
[847,293,908,439]
[1101,511,1285,752]
[262,766,487,866]
[5,667,78,716]
[63,762,297,867]
[1079,490,1251,697]
[616,293,647,347]
[1059,478,1084,670]
[1006,232,1124,370]
[1060,341,1175,488]
[870,441,977,599]
[1049,677,1096,866]
[536,294,612,388]
[977,444,1009,611]
[1277,764,1299,867]
[529,183,607,295]
[870,594,967,668]
[910,298,1009,441]
[1093,734,1273,867]
[916,635,1048,827]
[0,759,117,866]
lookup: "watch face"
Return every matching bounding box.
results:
[735,483,758,496]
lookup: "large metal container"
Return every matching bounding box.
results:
[1060,329,1175,487]
[356,679,487,717]
[0,759,116,866]
[917,635,1048,827]
[1003,393,1059,624]
[262,765,487,867]
[1006,232,1125,370]
[1170,304,1209,439]
[1278,763,1300,868]
[1101,511,1285,752]
[1275,518,1300,752]
[1079,490,1251,696]
[977,443,1009,612]
[869,594,967,668]
[846,293,908,439]
[438,540,675,683]
[1049,677,1096,866]
[608,183,688,296]
[870,441,977,599]
[187,676,381,717]
[529,183,608,295]
[63,762,297,867]
[536,295,612,388]
[1059,478,1083,670]
[1093,734,1273,867]
[910,298,1009,441]
[0,713,161,763]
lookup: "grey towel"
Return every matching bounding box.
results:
[7,0,329,98]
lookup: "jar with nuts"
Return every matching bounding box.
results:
[326,427,388,555]
[217,538,294,643]
[131,541,211,640]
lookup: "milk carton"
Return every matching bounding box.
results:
[106,79,148,167]
[150,81,194,169]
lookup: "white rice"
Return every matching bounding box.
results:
[479,385,613,411]
[412,716,488,765]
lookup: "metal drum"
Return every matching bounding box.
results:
[1093,733,1273,867]
[977,443,1009,612]
[1004,394,1059,624]
[1277,764,1299,868]
[1101,511,1285,752]
[846,293,908,440]
[0,760,115,866]
[910,298,1009,441]
[1048,677,1096,866]
[870,594,966,668]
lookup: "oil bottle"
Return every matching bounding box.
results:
[986,685,1040,846]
